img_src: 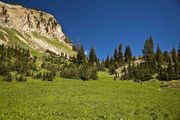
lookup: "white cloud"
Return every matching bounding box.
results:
[85,50,88,55]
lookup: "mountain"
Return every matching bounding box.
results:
[0,1,75,57]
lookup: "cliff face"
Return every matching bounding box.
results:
[0,1,75,56]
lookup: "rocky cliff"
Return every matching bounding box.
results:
[0,1,75,56]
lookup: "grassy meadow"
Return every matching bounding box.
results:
[0,72,180,120]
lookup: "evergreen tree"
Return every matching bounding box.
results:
[171,47,179,74]
[167,60,173,80]
[143,36,155,72]
[109,64,116,75]
[89,47,97,65]
[105,56,110,68]
[118,43,124,66]
[156,45,163,71]
[124,46,132,63]
[113,48,118,63]
[171,47,178,63]
[110,56,114,65]
[163,51,171,63]
[178,43,180,63]
[77,45,86,64]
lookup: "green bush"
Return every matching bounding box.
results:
[16,74,27,82]
[42,72,55,81]
[60,63,98,80]
[3,74,12,82]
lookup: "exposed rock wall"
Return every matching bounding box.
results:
[0,1,74,56]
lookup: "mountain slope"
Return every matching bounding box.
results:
[0,1,75,56]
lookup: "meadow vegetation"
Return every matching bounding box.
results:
[0,73,179,120]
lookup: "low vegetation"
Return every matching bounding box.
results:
[0,73,179,119]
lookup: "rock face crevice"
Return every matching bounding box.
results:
[0,1,74,56]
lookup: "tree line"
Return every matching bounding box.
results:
[1,36,179,82]
[103,36,180,81]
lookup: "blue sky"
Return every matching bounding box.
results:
[2,0,180,59]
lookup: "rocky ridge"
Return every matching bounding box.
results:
[0,1,75,56]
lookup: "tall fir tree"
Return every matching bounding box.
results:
[143,36,156,72]
[113,48,118,63]
[171,47,178,63]
[77,45,86,64]
[178,43,180,63]
[156,45,163,71]
[124,46,132,63]
[171,47,179,74]
[118,43,124,66]
[89,47,97,65]
[163,51,171,63]
[105,55,110,68]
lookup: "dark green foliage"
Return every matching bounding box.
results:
[97,60,105,71]
[89,47,97,65]
[3,73,12,82]
[109,65,116,75]
[121,63,153,81]
[118,43,124,66]
[163,51,171,63]
[156,45,163,71]
[178,43,180,63]
[60,63,98,80]
[60,63,79,79]
[46,72,55,81]
[113,48,118,63]
[104,56,110,68]
[33,72,42,79]
[157,52,180,81]
[16,74,27,82]
[0,44,37,81]
[77,45,86,64]
[72,45,77,51]
[143,36,156,73]
[125,46,132,63]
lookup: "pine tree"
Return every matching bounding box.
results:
[118,43,124,66]
[163,51,171,63]
[89,47,97,65]
[124,46,132,63]
[171,47,179,74]
[105,55,110,68]
[77,45,86,64]
[167,60,173,80]
[156,45,163,71]
[143,36,155,72]
[171,47,178,63]
[110,56,114,65]
[178,43,180,63]
[113,48,118,63]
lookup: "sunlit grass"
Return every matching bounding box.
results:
[0,73,179,119]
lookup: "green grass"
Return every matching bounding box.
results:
[0,26,30,49]
[0,73,180,120]
[0,26,42,57]
[32,32,76,56]
[0,26,75,57]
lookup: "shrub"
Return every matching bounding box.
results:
[16,74,27,82]
[60,63,98,80]
[42,71,55,81]
[33,73,42,79]
[3,74,12,82]
[109,65,116,75]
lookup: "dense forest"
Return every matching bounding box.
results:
[0,36,180,82]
